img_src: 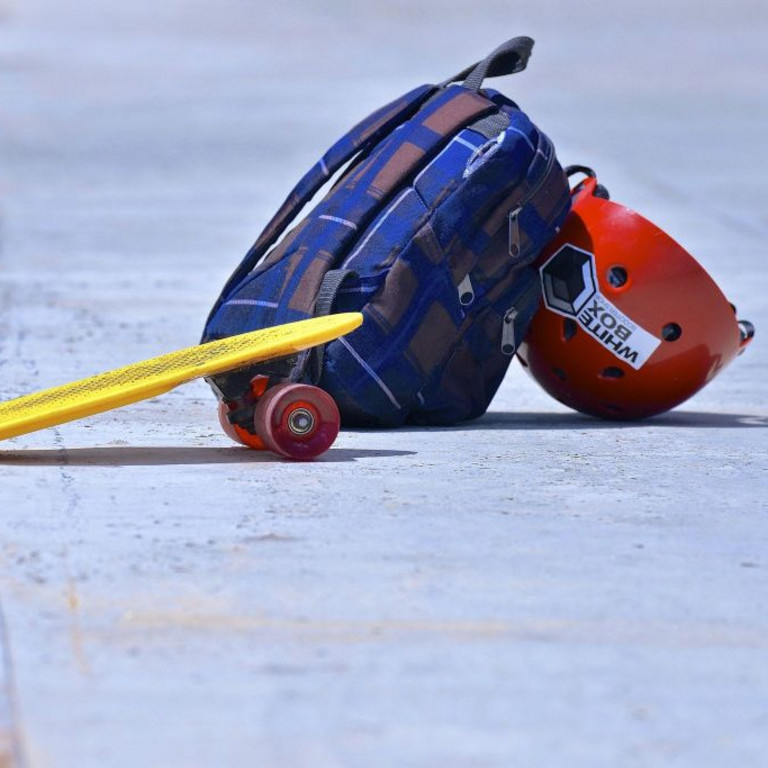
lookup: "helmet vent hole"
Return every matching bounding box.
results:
[601,367,624,379]
[563,318,578,341]
[662,323,682,342]
[552,367,567,381]
[607,266,628,288]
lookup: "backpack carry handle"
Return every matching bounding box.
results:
[443,36,534,90]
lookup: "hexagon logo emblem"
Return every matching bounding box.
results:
[540,244,597,317]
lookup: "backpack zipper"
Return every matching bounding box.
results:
[501,307,519,355]
[457,274,475,306]
[507,137,557,258]
[501,144,557,357]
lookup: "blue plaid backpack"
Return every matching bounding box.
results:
[203,37,571,427]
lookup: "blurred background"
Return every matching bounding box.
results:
[2,0,766,289]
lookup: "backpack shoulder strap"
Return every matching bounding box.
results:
[206,83,436,324]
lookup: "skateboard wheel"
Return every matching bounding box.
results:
[254,383,340,460]
[217,401,266,450]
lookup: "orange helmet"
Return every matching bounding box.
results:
[517,167,754,419]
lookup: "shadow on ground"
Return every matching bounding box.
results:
[474,411,768,430]
[0,446,415,467]
[481,411,768,430]
[345,410,768,433]
[1,412,763,467]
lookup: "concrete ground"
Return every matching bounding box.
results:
[0,1,767,765]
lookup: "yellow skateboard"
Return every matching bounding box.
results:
[0,313,363,459]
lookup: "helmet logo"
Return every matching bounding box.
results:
[541,244,597,315]
[540,244,661,370]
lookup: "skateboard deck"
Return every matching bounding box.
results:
[0,312,362,442]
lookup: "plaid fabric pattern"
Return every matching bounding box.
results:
[204,64,571,427]
[203,83,436,326]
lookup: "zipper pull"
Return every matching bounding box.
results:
[508,206,522,258]
[501,307,518,355]
[457,274,475,307]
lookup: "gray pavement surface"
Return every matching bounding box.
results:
[1,1,767,765]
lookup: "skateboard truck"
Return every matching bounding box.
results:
[218,374,341,460]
